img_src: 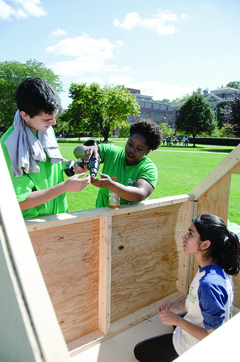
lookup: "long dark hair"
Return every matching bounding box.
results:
[192,214,240,276]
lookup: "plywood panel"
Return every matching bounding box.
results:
[110,203,183,322]
[177,201,194,294]
[29,220,99,344]
[233,274,240,308]
[189,143,240,200]
[197,173,231,224]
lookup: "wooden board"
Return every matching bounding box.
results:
[110,203,184,322]
[197,173,231,224]
[29,220,99,344]
[0,145,70,361]
[189,143,240,200]
[177,201,194,294]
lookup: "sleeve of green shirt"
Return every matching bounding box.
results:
[1,128,35,203]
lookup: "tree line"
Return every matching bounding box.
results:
[0,59,239,145]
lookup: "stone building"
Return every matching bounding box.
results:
[172,87,240,125]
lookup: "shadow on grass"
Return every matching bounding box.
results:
[159,145,234,153]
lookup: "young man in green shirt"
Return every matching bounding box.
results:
[0,78,90,219]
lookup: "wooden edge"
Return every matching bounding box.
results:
[0,145,70,362]
[67,291,187,359]
[67,330,105,358]
[25,194,194,231]
[188,201,198,285]
[98,217,112,335]
[109,291,186,339]
[177,201,193,294]
[232,306,240,316]
[0,226,43,362]
[189,143,240,200]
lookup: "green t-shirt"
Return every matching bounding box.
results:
[96,143,158,208]
[0,126,68,219]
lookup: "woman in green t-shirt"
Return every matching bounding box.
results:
[74,118,162,207]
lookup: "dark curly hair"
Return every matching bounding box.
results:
[193,214,240,276]
[129,118,162,150]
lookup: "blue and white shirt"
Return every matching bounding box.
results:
[173,265,234,355]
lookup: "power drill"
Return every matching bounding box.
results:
[64,140,100,177]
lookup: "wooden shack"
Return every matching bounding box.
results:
[0,143,240,361]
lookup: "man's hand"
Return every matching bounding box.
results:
[72,161,87,174]
[65,173,90,192]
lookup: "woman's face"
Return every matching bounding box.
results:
[125,133,150,166]
[182,223,203,255]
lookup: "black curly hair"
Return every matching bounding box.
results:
[129,118,162,150]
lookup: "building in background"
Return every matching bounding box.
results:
[127,88,173,126]
[172,87,240,125]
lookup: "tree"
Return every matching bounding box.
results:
[175,92,216,147]
[61,83,140,142]
[216,101,228,129]
[0,59,63,135]
[221,93,240,136]
[226,81,240,89]
[119,123,130,137]
[172,93,191,104]
[160,122,174,137]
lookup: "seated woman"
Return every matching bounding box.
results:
[134,214,240,362]
[74,118,162,207]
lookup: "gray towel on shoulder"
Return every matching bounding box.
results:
[4,110,63,177]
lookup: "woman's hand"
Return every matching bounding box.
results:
[159,309,182,326]
[90,173,112,189]
[159,302,182,314]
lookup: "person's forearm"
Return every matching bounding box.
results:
[19,182,67,211]
[177,300,186,312]
[110,183,147,202]
[177,317,213,341]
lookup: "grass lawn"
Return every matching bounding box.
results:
[59,140,240,225]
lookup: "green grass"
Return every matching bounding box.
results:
[59,141,240,224]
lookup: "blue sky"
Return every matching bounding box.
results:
[1,0,240,108]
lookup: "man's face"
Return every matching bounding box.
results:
[20,110,58,133]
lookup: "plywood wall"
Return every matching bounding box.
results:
[29,220,100,344]
[110,203,184,322]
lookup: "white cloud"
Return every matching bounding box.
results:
[105,65,130,72]
[108,75,135,85]
[114,12,141,30]
[0,0,47,20]
[114,8,189,36]
[122,80,196,101]
[46,34,126,77]
[76,76,103,84]
[46,34,115,60]
[116,40,124,47]
[49,56,105,77]
[50,28,67,37]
